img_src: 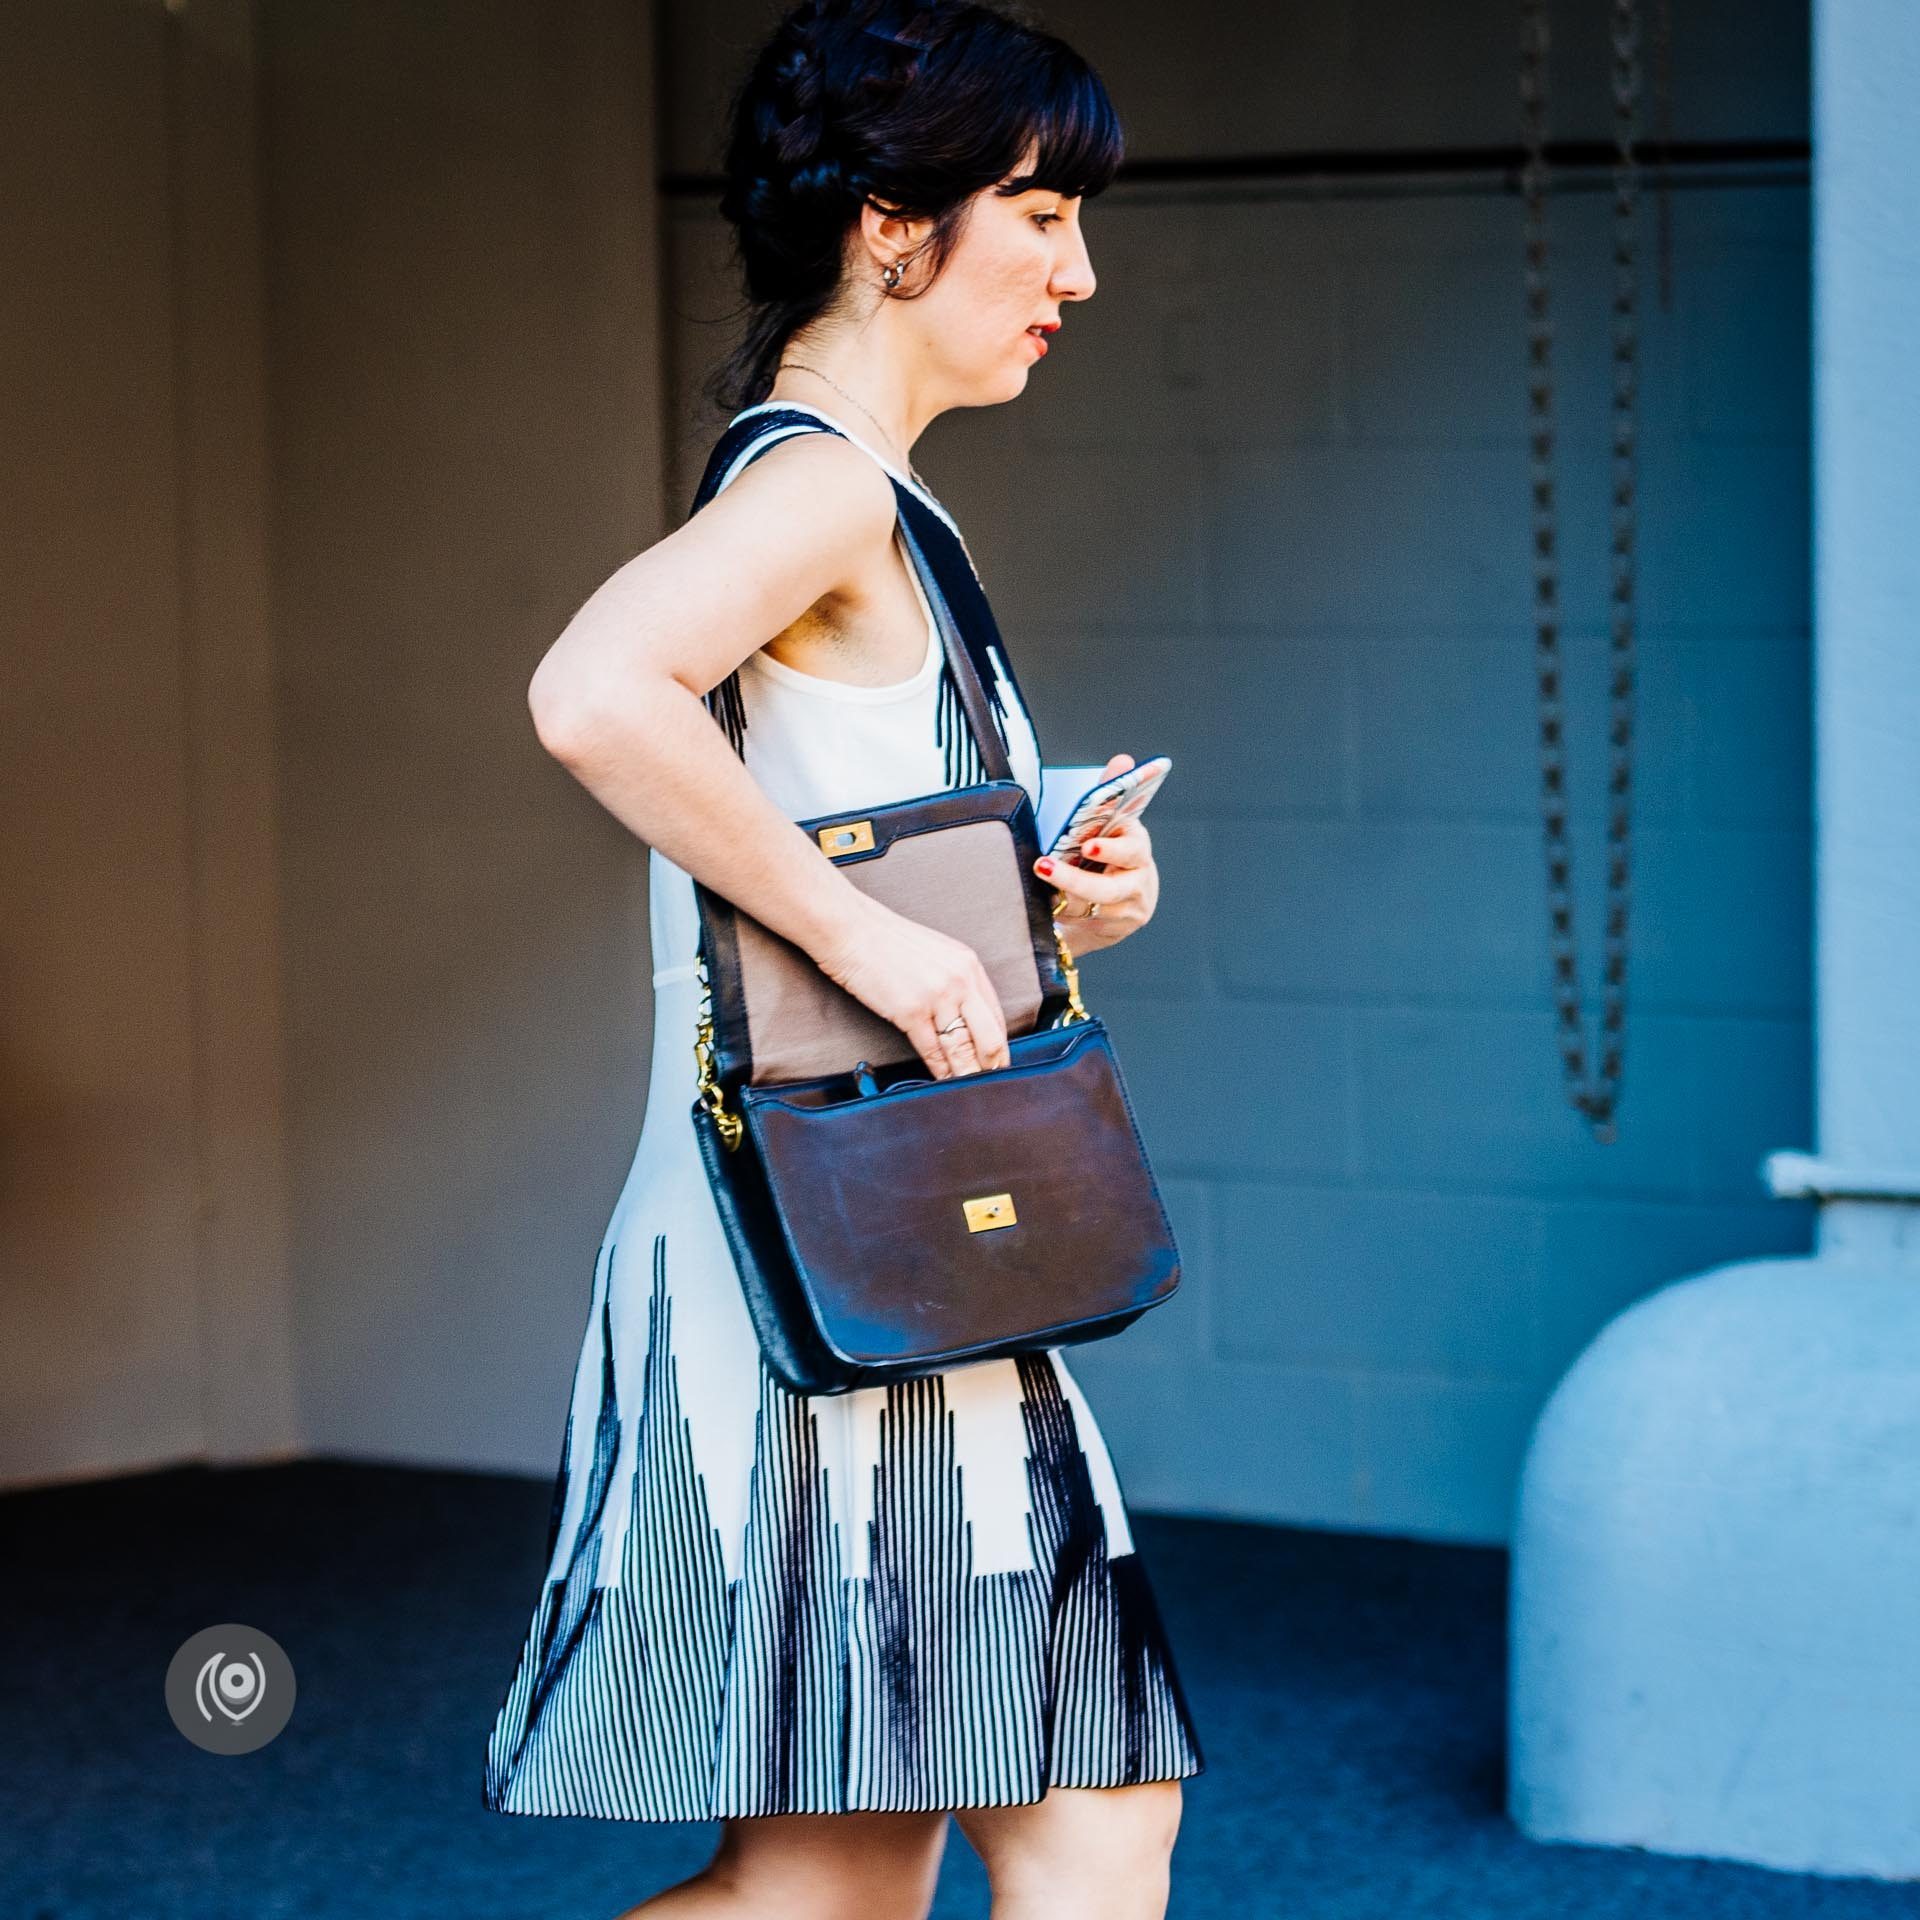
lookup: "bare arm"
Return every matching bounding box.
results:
[528,433,1011,1077]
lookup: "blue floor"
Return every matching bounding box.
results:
[2,1460,1907,1918]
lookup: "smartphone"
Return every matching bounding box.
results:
[1045,755,1172,871]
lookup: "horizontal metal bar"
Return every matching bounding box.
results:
[1116,136,1810,186]
[1765,1151,1920,1204]
[659,136,1810,201]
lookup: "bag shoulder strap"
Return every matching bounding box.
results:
[893,509,1011,784]
[688,406,836,514]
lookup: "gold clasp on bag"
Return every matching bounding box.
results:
[817,818,874,857]
[964,1192,1016,1232]
[693,957,744,1151]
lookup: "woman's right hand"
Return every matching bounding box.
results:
[812,895,1010,1078]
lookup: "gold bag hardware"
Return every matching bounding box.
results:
[963,1192,1017,1233]
[817,818,875,856]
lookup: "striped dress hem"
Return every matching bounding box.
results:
[481,1233,1203,1822]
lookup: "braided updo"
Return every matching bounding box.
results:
[711,0,1122,411]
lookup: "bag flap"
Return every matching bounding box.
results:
[698,778,1068,1092]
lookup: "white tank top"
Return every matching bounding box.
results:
[647,401,1045,989]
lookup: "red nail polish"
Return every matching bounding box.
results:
[1086,843,1101,858]
[1035,858,1054,876]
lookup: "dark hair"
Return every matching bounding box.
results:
[710,0,1122,412]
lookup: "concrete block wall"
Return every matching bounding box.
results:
[662,0,1815,1542]
[259,0,670,1473]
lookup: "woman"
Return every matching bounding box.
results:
[481,3,1203,1913]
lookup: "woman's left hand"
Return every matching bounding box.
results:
[1033,753,1160,958]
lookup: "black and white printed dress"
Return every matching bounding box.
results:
[481,401,1204,1821]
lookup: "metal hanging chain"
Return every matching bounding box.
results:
[1519,0,1642,1144]
[1653,0,1677,312]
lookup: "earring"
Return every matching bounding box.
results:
[880,258,904,291]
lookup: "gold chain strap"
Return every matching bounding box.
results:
[693,919,1089,1149]
[1051,917,1090,1024]
[693,956,744,1151]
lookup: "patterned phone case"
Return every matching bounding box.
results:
[1049,755,1172,869]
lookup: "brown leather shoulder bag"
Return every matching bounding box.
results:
[687,450,1180,1397]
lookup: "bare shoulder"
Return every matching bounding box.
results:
[701,426,897,552]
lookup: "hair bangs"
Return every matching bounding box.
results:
[997,43,1123,200]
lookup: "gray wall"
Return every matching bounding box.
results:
[0,0,299,1486]
[5,0,1812,1548]
[260,0,668,1473]
[663,0,1815,1541]
[1,0,665,1489]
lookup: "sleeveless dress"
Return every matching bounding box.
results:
[481,401,1204,1822]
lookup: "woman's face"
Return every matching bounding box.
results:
[889,151,1098,406]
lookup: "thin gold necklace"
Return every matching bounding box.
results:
[773,361,928,491]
